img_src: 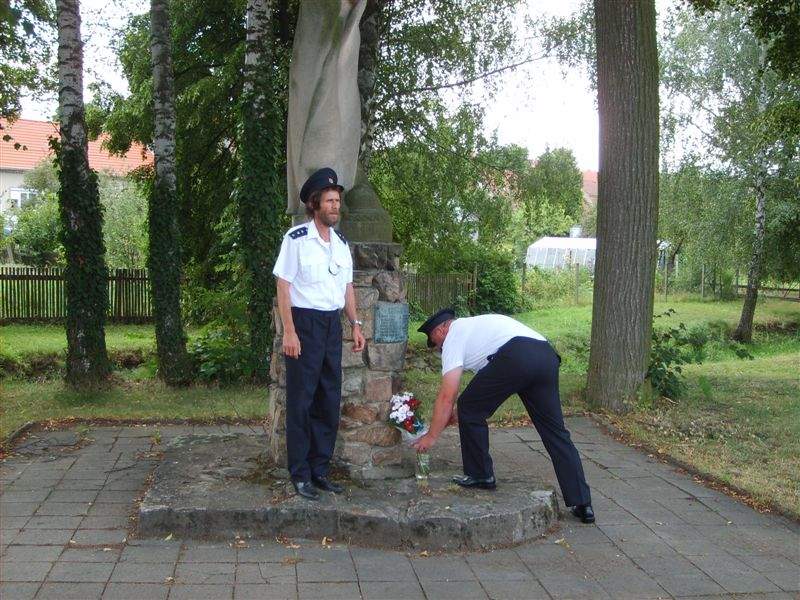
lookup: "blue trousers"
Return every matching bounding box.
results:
[457,336,591,507]
[284,307,342,482]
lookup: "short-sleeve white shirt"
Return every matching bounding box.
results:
[441,314,547,375]
[272,220,353,311]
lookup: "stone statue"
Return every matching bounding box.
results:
[286,0,366,220]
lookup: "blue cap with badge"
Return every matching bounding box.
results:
[417,307,456,348]
[300,167,345,204]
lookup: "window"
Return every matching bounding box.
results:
[7,188,37,210]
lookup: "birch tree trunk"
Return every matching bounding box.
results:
[238,0,285,381]
[586,0,660,412]
[733,44,770,343]
[56,0,110,386]
[149,0,191,384]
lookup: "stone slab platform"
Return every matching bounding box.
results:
[138,434,559,551]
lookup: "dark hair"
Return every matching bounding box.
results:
[304,186,340,218]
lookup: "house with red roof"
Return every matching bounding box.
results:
[0,118,152,215]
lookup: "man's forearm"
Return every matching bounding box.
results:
[344,283,359,323]
[428,393,455,439]
[276,278,295,334]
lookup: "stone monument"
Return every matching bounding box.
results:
[136,0,560,547]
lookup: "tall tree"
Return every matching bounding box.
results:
[1,0,53,120]
[237,0,285,380]
[586,0,660,412]
[660,7,798,340]
[149,0,191,383]
[56,0,110,386]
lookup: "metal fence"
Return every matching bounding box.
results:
[0,267,152,323]
[0,267,474,323]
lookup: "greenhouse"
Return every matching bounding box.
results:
[525,236,597,271]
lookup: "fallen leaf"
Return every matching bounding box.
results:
[419,550,429,557]
[165,576,175,584]
[102,547,112,552]
[164,533,173,541]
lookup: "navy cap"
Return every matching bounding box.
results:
[417,307,456,348]
[300,167,345,204]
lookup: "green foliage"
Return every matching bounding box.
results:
[373,106,516,273]
[522,266,593,309]
[14,160,148,268]
[522,147,583,231]
[189,325,255,384]
[646,310,708,401]
[0,0,54,119]
[472,249,523,315]
[11,191,61,266]
[645,309,754,402]
[688,0,800,79]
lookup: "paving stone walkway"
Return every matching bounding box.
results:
[1,417,798,599]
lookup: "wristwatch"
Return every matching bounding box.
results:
[350,319,363,327]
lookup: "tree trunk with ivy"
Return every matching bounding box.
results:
[149,0,192,384]
[238,0,285,381]
[586,0,660,412]
[358,0,381,172]
[56,0,110,386]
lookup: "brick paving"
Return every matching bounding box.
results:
[1,418,798,599]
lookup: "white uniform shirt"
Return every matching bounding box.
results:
[272,220,353,311]
[441,314,547,375]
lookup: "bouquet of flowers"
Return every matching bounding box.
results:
[388,392,428,444]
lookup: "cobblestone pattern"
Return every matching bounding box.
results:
[2,419,798,599]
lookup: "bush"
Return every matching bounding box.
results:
[472,250,523,314]
[189,325,257,384]
[646,309,707,401]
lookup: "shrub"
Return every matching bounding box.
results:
[646,309,708,401]
[472,250,522,314]
[189,325,257,384]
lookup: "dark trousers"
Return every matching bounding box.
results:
[284,307,342,482]
[457,337,591,507]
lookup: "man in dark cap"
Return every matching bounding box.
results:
[412,309,595,523]
[273,167,366,500]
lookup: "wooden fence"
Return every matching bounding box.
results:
[0,267,474,323]
[404,271,476,314]
[0,267,152,323]
[735,283,800,302]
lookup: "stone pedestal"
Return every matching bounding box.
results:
[268,241,412,480]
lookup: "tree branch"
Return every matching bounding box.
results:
[396,53,550,95]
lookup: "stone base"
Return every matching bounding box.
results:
[138,434,560,551]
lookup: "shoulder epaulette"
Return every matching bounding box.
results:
[335,230,348,245]
[288,226,308,240]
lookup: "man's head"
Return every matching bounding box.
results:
[417,308,456,350]
[300,167,345,225]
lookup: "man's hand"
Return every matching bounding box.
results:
[411,432,437,453]
[352,325,366,352]
[283,331,301,358]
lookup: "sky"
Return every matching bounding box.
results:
[20,0,600,171]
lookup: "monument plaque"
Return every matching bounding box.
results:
[374,301,409,343]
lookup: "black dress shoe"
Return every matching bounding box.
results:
[452,475,497,490]
[292,480,319,500]
[311,476,343,494]
[571,504,595,524]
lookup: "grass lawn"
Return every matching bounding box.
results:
[2,297,798,517]
[1,378,268,441]
[612,352,800,518]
